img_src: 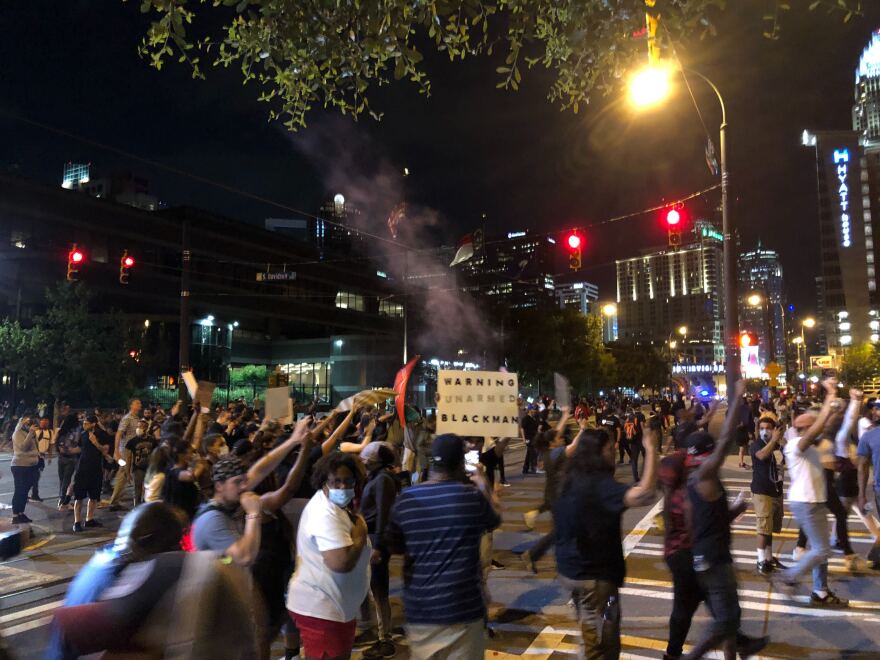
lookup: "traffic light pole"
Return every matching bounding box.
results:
[178,219,191,399]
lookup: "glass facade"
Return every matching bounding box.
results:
[279,361,332,403]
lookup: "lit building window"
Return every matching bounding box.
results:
[335,291,365,311]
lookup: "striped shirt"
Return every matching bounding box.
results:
[387,480,500,625]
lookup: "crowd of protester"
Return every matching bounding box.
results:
[3,374,880,660]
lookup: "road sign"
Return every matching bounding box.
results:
[809,355,835,369]
[765,362,782,381]
[256,271,297,282]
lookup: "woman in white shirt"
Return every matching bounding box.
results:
[287,452,370,660]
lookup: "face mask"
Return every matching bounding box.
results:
[327,488,355,508]
[759,429,772,442]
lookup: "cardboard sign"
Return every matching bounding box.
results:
[554,372,572,408]
[264,386,293,423]
[181,371,214,411]
[436,370,519,438]
[337,388,398,412]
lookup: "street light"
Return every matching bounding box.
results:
[630,63,734,400]
[747,293,762,307]
[602,303,617,317]
[678,325,688,336]
[803,317,816,329]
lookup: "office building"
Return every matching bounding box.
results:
[615,220,724,365]
[456,230,559,310]
[556,281,599,315]
[738,245,786,368]
[62,163,159,211]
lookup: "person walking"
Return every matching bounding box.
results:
[387,434,501,660]
[774,378,848,607]
[56,416,82,512]
[553,424,658,660]
[11,416,39,524]
[108,398,141,511]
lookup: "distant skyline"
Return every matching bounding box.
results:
[2,2,880,313]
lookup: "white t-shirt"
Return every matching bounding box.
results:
[286,490,371,622]
[784,435,827,503]
[858,417,875,440]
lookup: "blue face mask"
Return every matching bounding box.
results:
[327,488,355,508]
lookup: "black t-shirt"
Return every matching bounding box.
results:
[78,427,113,475]
[749,440,782,497]
[552,472,630,585]
[521,415,539,441]
[163,467,201,520]
[479,448,499,487]
[601,414,621,438]
[125,435,157,471]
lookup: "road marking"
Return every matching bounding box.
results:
[623,498,664,558]
[1,614,54,636]
[23,534,56,551]
[0,599,63,624]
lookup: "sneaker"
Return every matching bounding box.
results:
[535,469,545,475]
[72,522,83,533]
[28,495,43,503]
[770,556,789,570]
[757,560,774,575]
[521,552,538,574]
[83,519,103,528]
[523,509,539,530]
[810,591,848,608]
[353,629,378,647]
[362,639,396,660]
[791,546,807,562]
[500,481,511,487]
[12,513,32,524]
[490,559,505,570]
[737,634,769,658]
[844,554,867,572]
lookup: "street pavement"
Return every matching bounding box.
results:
[2,439,880,659]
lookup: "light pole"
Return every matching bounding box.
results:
[629,66,735,400]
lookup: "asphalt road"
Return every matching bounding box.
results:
[2,432,880,659]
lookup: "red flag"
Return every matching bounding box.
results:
[393,355,421,426]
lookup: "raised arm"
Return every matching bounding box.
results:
[247,417,311,489]
[696,379,746,482]
[260,435,315,512]
[835,389,862,458]
[340,418,376,454]
[798,378,838,452]
[754,427,782,462]
[624,423,659,508]
[321,408,357,456]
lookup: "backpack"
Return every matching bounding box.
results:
[624,419,637,440]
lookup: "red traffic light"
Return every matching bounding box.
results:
[739,333,755,348]
[566,232,582,250]
[70,249,84,263]
[123,255,135,268]
[665,208,681,227]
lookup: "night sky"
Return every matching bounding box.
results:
[3,1,880,313]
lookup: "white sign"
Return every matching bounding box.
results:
[436,370,519,438]
[833,148,852,248]
[672,364,724,374]
[264,386,293,423]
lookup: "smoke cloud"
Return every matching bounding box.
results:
[288,118,497,363]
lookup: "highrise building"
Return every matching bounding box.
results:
[556,281,599,315]
[738,245,786,368]
[615,220,724,366]
[61,163,159,211]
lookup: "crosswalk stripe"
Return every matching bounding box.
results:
[0,599,63,625]
[1,614,55,637]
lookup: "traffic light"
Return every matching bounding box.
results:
[67,245,84,281]
[663,205,685,247]
[739,331,758,349]
[566,230,583,270]
[119,250,134,284]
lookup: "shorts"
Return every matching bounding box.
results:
[735,428,750,448]
[752,494,783,535]
[289,612,356,659]
[73,474,102,501]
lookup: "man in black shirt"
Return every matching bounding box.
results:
[683,381,767,660]
[600,408,623,464]
[750,418,786,574]
[521,406,540,474]
[553,425,658,659]
[72,414,113,533]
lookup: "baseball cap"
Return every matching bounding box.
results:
[360,441,395,466]
[212,455,247,483]
[431,433,465,469]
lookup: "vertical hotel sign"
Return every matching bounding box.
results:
[833,148,852,248]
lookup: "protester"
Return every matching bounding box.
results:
[30,418,53,502]
[55,416,81,512]
[287,451,371,660]
[858,399,880,569]
[359,441,400,659]
[71,414,114,533]
[774,378,848,607]
[125,418,157,506]
[11,415,39,524]
[521,405,540,474]
[387,434,501,660]
[623,406,647,481]
[552,422,658,659]
[108,398,142,511]
[750,417,787,574]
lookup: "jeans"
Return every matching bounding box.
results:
[694,561,741,639]
[58,457,77,505]
[132,468,146,507]
[666,550,703,657]
[31,457,45,497]
[558,575,620,660]
[108,450,131,505]
[629,441,645,482]
[522,441,537,473]
[11,465,38,515]
[361,547,392,639]
[785,501,831,593]
[497,454,507,483]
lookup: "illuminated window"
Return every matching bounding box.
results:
[335,291,365,311]
[378,299,404,318]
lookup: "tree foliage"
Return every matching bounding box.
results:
[131,0,862,131]
[609,343,669,392]
[841,342,880,387]
[507,307,615,394]
[0,283,134,406]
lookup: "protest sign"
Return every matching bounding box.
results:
[436,370,519,437]
[264,386,293,423]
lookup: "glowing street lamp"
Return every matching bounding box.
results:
[747,293,762,307]
[602,303,617,317]
[802,317,816,329]
[628,64,673,109]
[677,325,688,337]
